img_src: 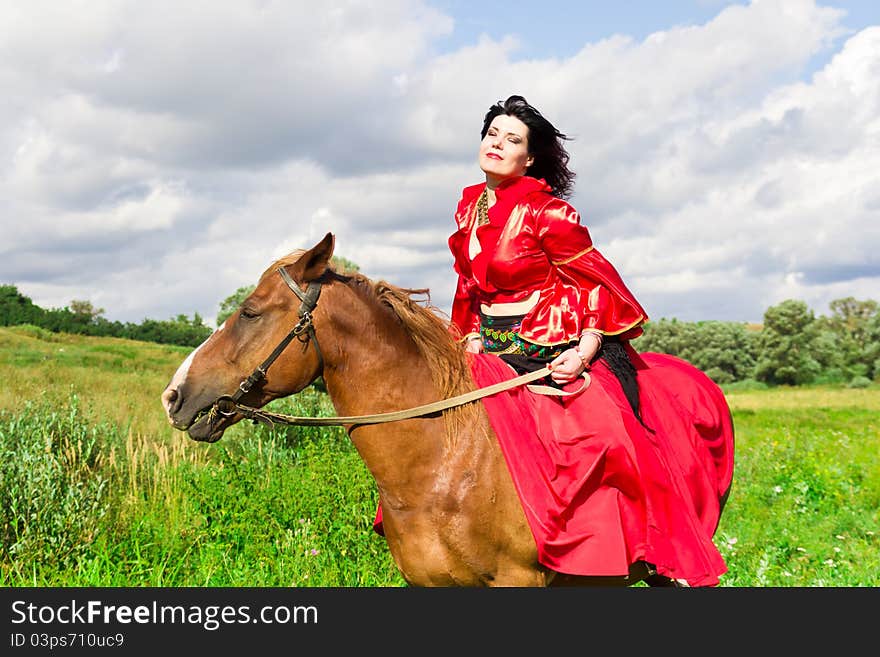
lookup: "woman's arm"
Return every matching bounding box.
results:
[537,197,646,339]
[536,197,645,382]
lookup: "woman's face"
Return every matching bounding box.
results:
[479,114,534,185]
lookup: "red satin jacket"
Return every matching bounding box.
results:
[448,175,647,346]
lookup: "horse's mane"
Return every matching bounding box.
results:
[338,270,484,443]
[265,252,482,442]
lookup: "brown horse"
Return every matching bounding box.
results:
[161,233,729,587]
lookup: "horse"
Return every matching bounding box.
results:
[161,232,734,587]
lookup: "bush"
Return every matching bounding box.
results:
[0,395,111,570]
[847,376,872,389]
[9,324,57,341]
[813,368,848,385]
[637,319,758,384]
[721,379,769,392]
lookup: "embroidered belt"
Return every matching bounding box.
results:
[479,313,566,359]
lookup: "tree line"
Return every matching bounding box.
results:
[635,297,879,387]
[0,285,212,348]
[0,257,362,350]
[2,282,877,386]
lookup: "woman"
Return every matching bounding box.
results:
[448,95,731,586]
[450,95,645,392]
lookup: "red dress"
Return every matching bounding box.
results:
[467,349,732,586]
[376,176,734,587]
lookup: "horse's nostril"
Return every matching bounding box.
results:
[162,387,182,415]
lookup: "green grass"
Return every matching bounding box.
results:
[0,391,403,587]
[714,403,878,586]
[0,326,877,586]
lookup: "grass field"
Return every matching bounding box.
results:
[1,325,877,586]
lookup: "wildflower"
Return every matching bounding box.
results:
[773,485,783,494]
[310,548,319,556]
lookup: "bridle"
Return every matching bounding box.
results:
[213,266,323,418]
[207,267,583,429]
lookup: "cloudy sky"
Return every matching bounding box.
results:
[2,0,878,328]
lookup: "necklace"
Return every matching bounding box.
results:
[476,189,490,226]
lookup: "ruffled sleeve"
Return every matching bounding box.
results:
[536,197,647,339]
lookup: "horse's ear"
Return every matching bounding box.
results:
[301,232,335,281]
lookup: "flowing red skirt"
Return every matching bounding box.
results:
[373,346,734,587]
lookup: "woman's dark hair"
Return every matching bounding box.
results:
[481,95,575,199]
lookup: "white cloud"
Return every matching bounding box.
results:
[1,0,877,328]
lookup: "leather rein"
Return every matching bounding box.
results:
[209,267,558,429]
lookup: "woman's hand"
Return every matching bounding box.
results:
[549,348,586,384]
[549,333,601,384]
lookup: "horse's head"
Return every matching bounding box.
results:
[161,232,335,442]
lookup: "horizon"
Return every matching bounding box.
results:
[4,278,868,330]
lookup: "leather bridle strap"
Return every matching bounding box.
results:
[278,266,324,373]
[224,267,323,406]
[218,364,561,427]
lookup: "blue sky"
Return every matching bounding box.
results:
[1,1,878,326]
[435,1,742,56]
[434,1,878,60]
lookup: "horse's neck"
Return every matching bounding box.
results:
[318,283,449,473]
[320,288,436,415]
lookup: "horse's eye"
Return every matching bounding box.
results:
[240,308,260,321]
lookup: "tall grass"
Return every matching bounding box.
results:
[0,395,109,572]
[0,392,401,586]
[0,326,877,586]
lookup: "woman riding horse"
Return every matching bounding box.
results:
[160,96,734,587]
[438,94,732,585]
